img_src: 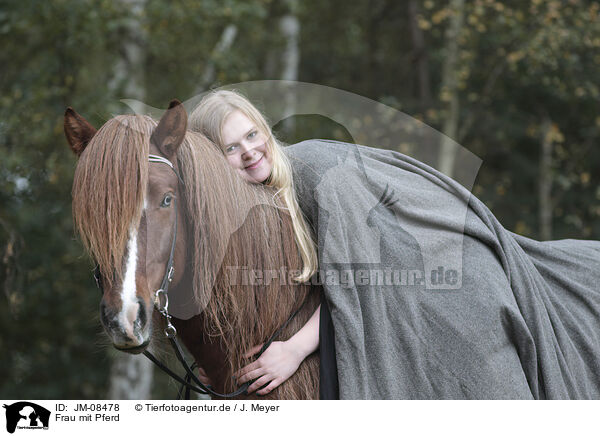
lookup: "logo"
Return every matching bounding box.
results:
[3,402,50,434]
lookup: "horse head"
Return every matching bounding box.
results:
[64,101,188,353]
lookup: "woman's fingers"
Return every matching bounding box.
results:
[246,374,275,395]
[236,365,266,385]
[234,360,261,381]
[256,378,281,396]
[196,366,212,385]
[234,341,300,396]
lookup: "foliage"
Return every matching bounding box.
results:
[1,0,598,398]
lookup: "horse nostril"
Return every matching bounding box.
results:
[136,297,148,330]
[99,300,120,332]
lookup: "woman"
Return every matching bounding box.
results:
[188,90,337,399]
[189,90,600,400]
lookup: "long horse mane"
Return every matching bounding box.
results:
[72,114,314,397]
[176,131,312,394]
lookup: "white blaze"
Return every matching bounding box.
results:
[118,225,142,342]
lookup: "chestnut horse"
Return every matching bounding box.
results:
[64,101,320,399]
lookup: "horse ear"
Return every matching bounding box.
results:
[151,99,187,160]
[64,107,97,157]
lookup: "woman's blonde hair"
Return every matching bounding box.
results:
[189,89,318,283]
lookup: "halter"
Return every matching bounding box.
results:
[93,153,307,399]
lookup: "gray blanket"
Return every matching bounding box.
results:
[283,139,600,399]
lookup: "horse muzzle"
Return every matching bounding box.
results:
[100,296,152,352]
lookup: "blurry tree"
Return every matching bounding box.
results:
[438,0,465,178]
[106,0,154,400]
[408,0,433,110]
[279,0,301,135]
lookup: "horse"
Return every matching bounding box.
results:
[64,100,320,399]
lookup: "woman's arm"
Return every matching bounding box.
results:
[234,304,321,396]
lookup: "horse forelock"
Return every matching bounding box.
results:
[72,115,153,288]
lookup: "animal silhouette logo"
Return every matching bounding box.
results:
[3,402,50,433]
[314,142,467,289]
[315,149,385,265]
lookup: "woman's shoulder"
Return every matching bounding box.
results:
[285,138,355,151]
[283,139,356,174]
[283,138,339,159]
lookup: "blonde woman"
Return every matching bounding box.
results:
[189,90,600,400]
[189,90,338,399]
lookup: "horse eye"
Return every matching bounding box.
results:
[161,194,172,208]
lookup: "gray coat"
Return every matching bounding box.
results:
[283,139,600,399]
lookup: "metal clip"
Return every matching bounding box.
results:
[164,321,177,338]
[154,289,168,312]
[167,267,174,283]
[155,289,177,337]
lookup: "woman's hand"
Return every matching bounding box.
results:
[234,304,322,396]
[234,341,304,396]
[196,365,213,387]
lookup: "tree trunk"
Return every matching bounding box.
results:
[107,352,154,399]
[408,0,432,109]
[438,0,465,178]
[198,24,238,92]
[279,2,300,136]
[107,0,153,400]
[0,217,23,315]
[539,117,553,240]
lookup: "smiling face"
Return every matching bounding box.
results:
[221,110,273,183]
